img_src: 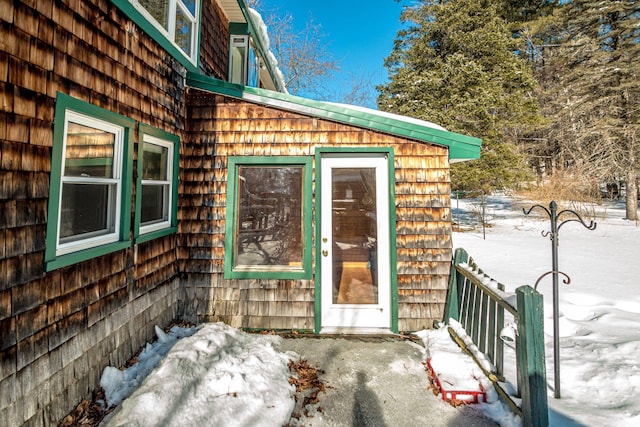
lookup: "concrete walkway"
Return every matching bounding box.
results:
[277,336,497,427]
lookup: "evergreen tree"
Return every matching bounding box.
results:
[542,0,640,219]
[498,0,560,26]
[378,0,542,193]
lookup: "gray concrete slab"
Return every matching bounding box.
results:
[277,336,497,427]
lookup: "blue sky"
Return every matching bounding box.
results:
[257,1,407,108]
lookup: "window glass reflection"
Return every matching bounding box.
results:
[65,122,115,178]
[331,168,378,304]
[175,6,192,54]
[234,166,304,270]
[142,144,168,180]
[60,183,114,241]
[139,0,169,28]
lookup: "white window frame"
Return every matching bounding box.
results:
[139,134,174,234]
[229,34,249,85]
[56,112,125,256]
[130,0,199,64]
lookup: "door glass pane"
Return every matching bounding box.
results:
[234,166,303,270]
[64,122,115,178]
[332,168,377,304]
[59,183,113,241]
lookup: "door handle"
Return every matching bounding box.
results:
[322,250,328,257]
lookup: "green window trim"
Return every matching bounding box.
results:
[45,93,135,272]
[110,0,201,72]
[134,124,179,244]
[225,156,313,280]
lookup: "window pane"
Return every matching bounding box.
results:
[141,184,168,224]
[175,6,192,54]
[181,0,196,15]
[60,183,114,241]
[248,46,259,88]
[142,143,168,180]
[65,122,115,178]
[234,166,303,269]
[139,0,169,28]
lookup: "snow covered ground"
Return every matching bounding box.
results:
[99,195,639,427]
[102,323,296,427]
[452,194,640,427]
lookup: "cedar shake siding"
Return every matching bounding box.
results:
[0,0,230,425]
[0,0,480,425]
[182,89,453,332]
[199,0,230,80]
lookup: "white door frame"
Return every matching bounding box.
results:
[317,152,393,333]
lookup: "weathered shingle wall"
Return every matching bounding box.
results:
[0,0,231,424]
[183,90,453,332]
[199,0,229,80]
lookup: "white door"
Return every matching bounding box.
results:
[319,155,391,331]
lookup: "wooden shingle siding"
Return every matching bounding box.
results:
[183,90,453,332]
[1,0,460,422]
[0,0,231,424]
[199,0,229,80]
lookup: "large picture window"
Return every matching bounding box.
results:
[225,157,312,279]
[45,93,134,270]
[135,126,179,241]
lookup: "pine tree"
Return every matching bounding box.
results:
[498,0,560,27]
[378,0,542,193]
[542,0,640,219]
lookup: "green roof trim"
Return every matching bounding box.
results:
[186,72,482,162]
[228,22,248,34]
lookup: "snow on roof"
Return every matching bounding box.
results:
[328,102,447,132]
[247,7,288,94]
[186,72,482,162]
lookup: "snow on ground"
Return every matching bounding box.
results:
[102,323,295,427]
[417,321,522,427]
[452,194,640,427]
[99,194,639,427]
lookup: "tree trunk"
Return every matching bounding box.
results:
[625,171,639,221]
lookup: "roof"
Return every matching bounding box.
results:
[186,72,482,162]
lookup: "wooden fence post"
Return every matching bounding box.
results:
[444,248,469,322]
[516,286,549,427]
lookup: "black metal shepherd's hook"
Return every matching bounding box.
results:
[523,201,596,399]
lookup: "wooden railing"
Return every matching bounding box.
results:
[444,248,549,427]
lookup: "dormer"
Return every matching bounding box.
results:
[218,1,286,92]
[111,0,286,93]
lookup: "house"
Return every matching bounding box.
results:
[0,0,481,425]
